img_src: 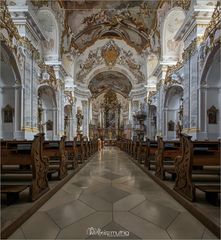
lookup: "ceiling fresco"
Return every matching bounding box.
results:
[76,39,145,84]
[88,71,132,97]
[61,0,161,53]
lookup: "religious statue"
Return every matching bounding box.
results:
[76,107,83,133]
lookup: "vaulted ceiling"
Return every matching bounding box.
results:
[60,0,161,53]
[89,71,132,97]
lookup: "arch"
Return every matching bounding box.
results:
[88,71,132,98]
[85,65,136,88]
[199,45,221,140]
[164,85,183,139]
[38,85,57,140]
[38,85,57,109]
[0,43,22,85]
[200,44,221,87]
[162,7,186,61]
[0,44,22,139]
[37,8,60,61]
[164,85,183,108]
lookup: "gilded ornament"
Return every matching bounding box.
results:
[0,2,40,61]
[31,0,48,8]
[203,1,221,42]
[173,0,191,10]
[64,91,75,106]
[101,40,120,67]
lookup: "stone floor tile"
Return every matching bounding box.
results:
[79,192,112,211]
[113,194,145,211]
[47,200,95,228]
[39,189,77,211]
[61,182,83,198]
[95,186,129,203]
[202,228,218,239]
[21,212,60,239]
[8,228,25,239]
[167,212,205,239]
[130,199,179,229]
[113,211,170,239]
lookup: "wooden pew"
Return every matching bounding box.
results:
[137,141,148,164]
[132,141,139,160]
[155,136,181,180]
[88,139,93,156]
[43,136,67,180]
[65,141,78,170]
[145,139,158,170]
[174,134,220,204]
[1,134,49,204]
[74,139,85,164]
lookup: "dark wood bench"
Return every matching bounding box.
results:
[43,136,67,180]
[74,140,86,164]
[137,141,148,164]
[174,134,220,205]
[145,139,158,170]
[155,136,181,180]
[65,141,78,170]
[1,134,49,204]
[132,141,139,160]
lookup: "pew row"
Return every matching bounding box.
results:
[174,134,220,205]
[145,139,158,170]
[43,136,68,180]
[155,137,181,180]
[1,134,49,204]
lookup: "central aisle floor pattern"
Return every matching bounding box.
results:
[9,147,217,239]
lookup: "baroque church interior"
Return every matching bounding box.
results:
[0,0,220,239]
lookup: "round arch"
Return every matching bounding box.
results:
[85,65,136,88]
[37,7,60,60]
[38,85,57,140]
[164,85,183,139]
[199,45,221,140]
[200,43,221,87]
[88,70,132,98]
[162,7,186,61]
[0,44,22,139]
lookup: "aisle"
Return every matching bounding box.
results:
[9,147,217,239]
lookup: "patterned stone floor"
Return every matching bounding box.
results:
[9,147,217,239]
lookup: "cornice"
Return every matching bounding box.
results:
[8,5,46,42]
[129,87,147,98]
[74,86,92,99]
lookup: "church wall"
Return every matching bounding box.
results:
[1,0,220,141]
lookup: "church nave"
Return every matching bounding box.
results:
[9,147,217,240]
